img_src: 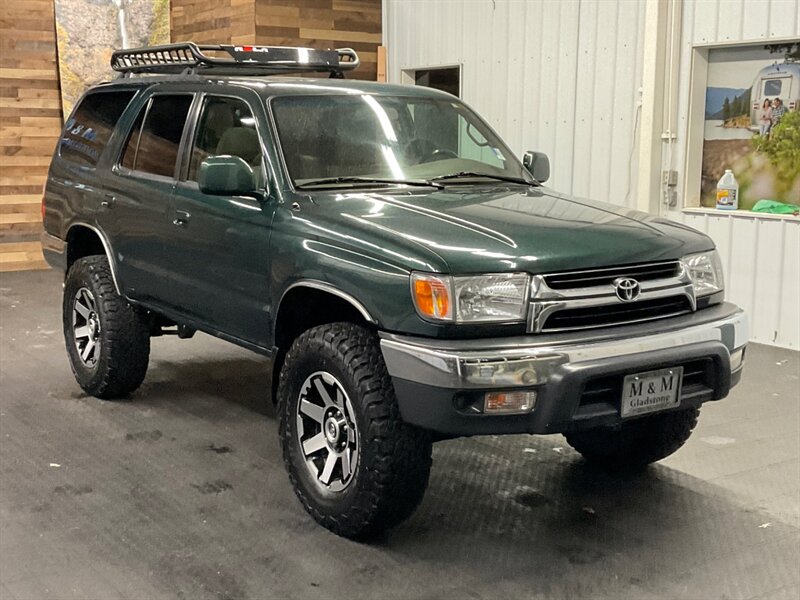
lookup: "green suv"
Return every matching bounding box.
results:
[42,43,748,539]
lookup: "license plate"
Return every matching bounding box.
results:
[621,367,683,418]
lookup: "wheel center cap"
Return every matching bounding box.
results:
[323,409,348,448]
[88,314,99,338]
[325,418,340,443]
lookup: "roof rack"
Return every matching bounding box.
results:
[111,42,360,78]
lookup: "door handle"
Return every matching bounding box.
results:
[172,210,191,227]
[100,194,116,209]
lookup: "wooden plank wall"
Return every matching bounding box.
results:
[0,0,61,272]
[172,0,382,80]
[254,0,381,81]
[171,0,256,45]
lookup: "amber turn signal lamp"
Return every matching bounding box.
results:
[411,274,452,320]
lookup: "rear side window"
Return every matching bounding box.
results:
[60,91,136,167]
[120,95,193,178]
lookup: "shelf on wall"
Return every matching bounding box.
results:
[681,207,799,221]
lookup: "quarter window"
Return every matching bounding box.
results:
[60,91,136,167]
[188,96,262,181]
[119,95,192,178]
[120,108,145,170]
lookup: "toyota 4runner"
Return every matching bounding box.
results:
[42,44,748,539]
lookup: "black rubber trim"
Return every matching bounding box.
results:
[41,231,67,271]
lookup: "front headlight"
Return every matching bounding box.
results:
[411,272,530,323]
[681,250,724,297]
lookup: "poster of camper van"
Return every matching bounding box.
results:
[701,42,800,209]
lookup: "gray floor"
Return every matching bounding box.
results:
[1,270,798,600]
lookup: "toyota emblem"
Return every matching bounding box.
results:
[613,277,641,302]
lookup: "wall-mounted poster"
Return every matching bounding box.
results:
[701,42,800,209]
[55,0,170,117]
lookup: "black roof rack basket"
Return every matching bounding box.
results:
[111,42,359,77]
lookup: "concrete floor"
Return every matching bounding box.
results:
[1,270,798,600]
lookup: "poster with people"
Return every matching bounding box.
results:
[701,42,800,209]
[54,0,170,117]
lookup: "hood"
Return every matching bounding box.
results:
[304,186,714,274]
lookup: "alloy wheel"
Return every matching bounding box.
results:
[72,287,101,367]
[296,371,359,493]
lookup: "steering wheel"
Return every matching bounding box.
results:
[403,140,458,164]
[426,148,458,161]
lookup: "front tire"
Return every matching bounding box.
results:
[278,323,432,539]
[63,255,150,399]
[564,407,700,471]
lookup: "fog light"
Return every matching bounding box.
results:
[461,355,562,387]
[484,391,537,414]
[730,347,745,371]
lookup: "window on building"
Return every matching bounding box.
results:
[403,66,461,98]
[60,91,136,167]
[687,43,800,211]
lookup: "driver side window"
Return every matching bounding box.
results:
[187,96,263,182]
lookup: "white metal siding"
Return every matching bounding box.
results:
[675,213,800,349]
[667,0,800,349]
[385,0,647,206]
[385,0,800,348]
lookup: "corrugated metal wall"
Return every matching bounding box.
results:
[384,0,647,206]
[385,0,800,349]
[674,213,799,349]
[666,0,800,349]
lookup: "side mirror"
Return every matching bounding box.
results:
[198,156,256,196]
[522,151,550,183]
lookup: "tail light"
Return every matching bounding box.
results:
[41,182,46,221]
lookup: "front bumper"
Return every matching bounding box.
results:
[380,302,748,436]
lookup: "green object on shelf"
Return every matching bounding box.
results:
[751,200,800,215]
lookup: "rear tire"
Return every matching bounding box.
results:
[564,407,700,471]
[63,255,150,399]
[278,322,432,539]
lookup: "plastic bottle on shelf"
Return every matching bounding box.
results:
[716,170,739,210]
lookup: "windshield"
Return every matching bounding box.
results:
[270,94,533,187]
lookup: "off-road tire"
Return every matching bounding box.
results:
[278,323,432,539]
[63,255,150,399]
[564,407,700,471]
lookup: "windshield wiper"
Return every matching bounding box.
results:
[295,176,443,190]
[431,171,536,186]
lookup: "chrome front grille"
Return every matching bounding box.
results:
[528,261,695,333]
[543,261,681,289]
